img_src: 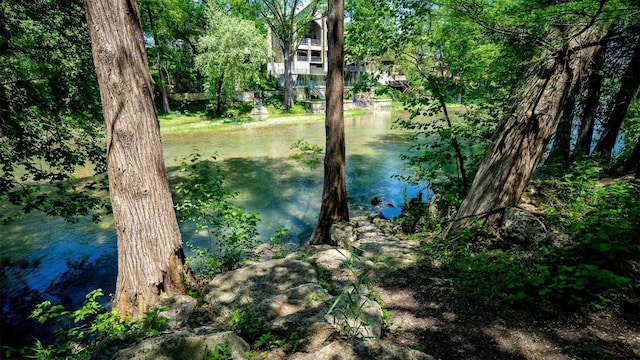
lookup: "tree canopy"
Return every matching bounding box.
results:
[0,0,106,223]
[195,4,271,115]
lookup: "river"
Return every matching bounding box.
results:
[0,110,428,350]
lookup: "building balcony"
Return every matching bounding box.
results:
[298,37,324,50]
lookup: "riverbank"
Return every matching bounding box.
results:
[92,209,640,360]
[158,105,390,133]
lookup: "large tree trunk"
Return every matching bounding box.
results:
[624,137,640,176]
[310,0,348,244]
[451,25,607,232]
[544,94,575,172]
[572,42,606,158]
[282,43,294,109]
[593,42,640,157]
[84,0,189,320]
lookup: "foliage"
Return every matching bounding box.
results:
[7,289,168,359]
[327,248,376,339]
[290,139,324,170]
[268,225,295,259]
[394,103,498,206]
[195,4,271,115]
[174,151,260,279]
[139,0,206,95]
[0,0,108,223]
[254,331,309,353]
[203,343,233,360]
[424,163,639,311]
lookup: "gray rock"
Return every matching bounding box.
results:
[258,283,331,320]
[330,222,357,250]
[113,331,249,360]
[311,248,359,290]
[428,193,448,219]
[290,339,434,360]
[500,206,547,245]
[326,294,383,339]
[203,258,317,315]
[155,295,196,330]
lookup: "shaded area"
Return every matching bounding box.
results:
[377,264,640,359]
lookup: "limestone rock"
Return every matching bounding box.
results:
[499,206,547,246]
[326,294,383,339]
[330,222,357,250]
[290,339,434,360]
[155,295,196,330]
[259,283,331,320]
[113,331,249,360]
[203,258,317,315]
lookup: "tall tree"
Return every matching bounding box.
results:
[593,40,640,157]
[250,0,321,109]
[451,22,610,231]
[84,0,190,320]
[310,0,349,244]
[195,5,270,116]
[572,44,606,158]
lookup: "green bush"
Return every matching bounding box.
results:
[425,165,639,311]
[7,289,167,359]
[174,151,260,280]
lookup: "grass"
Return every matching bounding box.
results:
[158,102,382,134]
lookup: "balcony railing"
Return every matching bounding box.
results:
[310,56,322,63]
[297,55,309,61]
[299,38,323,49]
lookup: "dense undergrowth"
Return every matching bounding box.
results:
[415,161,640,313]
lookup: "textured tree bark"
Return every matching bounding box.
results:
[282,42,294,109]
[572,42,605,158]
[451,25,608,232]
[624,138,640,176]
[84,0,189,320]
[593,42,640,157]
[544,94,575,172]
[310,0,349,244]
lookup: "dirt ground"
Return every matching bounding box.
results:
[376,266,640,360]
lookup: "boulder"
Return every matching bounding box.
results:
[203,258,317,315]
[428,193,448,219]
[326,293,383,339]
[155,295,197,330]
[330,222,357,250]
[499,206,547,246]
[290,339,434,360]
[113,331,249,360]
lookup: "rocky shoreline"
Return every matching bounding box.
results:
[94,214,433,359]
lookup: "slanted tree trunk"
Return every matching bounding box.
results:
[451,25,607,232]
[624,138,640,176]
[572,41,606,158]
[310,0,348,244]
[84,0,189,320]
[593,42,640,157]
[544,94,575,172]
